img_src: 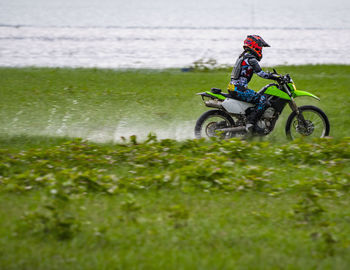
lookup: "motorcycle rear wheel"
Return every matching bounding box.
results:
[285,105,330,140]
[194,110,235,139]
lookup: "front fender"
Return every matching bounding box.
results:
[293,90,320,101]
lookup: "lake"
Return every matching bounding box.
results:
[1,0,350,68]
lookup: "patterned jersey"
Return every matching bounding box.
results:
[230,52,272,88]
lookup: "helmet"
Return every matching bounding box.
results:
[243,35,270,60]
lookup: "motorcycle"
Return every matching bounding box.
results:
[194,70,330,140]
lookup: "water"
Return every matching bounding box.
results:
[1,0,350,68]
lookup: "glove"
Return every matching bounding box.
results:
[269,73,282,82]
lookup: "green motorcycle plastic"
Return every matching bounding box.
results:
[195,71,330,140]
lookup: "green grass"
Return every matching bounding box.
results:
[1,65,349,142]
[0,137,349,269]
[2,191,350,270]
[0,66,350,269]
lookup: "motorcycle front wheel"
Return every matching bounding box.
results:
[285,105,330,140]
[194,110,235,139]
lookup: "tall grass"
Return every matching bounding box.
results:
[0,137,350,269]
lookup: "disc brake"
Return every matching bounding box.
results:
[293,119,315,136]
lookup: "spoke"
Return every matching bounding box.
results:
[290,109,326,139]
[202,115,231,139]
[312,122,324,129]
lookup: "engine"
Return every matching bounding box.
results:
[263,107,276,119]
[256,107,277,133]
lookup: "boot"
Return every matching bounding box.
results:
[245,110,264,134]
[245,110,258,134]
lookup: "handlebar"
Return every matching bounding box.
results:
[271,69,291,84]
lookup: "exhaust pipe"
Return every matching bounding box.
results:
[216,126,246,133]
[205,100,223,109]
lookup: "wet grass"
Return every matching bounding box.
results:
[1,65,349,141]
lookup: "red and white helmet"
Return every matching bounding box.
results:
[243,35,270,60]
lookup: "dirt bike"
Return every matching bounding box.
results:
[194,69,330,140]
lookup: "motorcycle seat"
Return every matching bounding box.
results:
[211,88,222,94]
[211,88,230,98]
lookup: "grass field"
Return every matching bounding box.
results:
[0,65,350,269]
[1,65,349,142]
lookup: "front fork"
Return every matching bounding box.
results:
[288,98,299,114]
[288,97,307,126]
[285,84,307,125]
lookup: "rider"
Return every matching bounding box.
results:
[228,35,280,133]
